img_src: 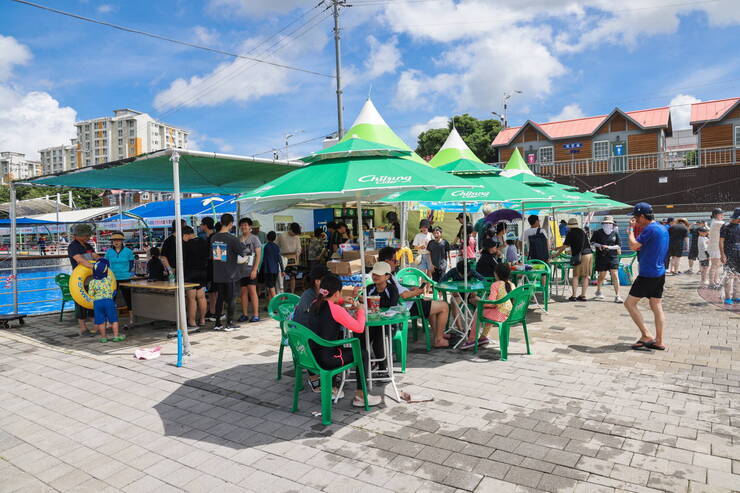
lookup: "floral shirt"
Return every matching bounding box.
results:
[88,277,115,301]
[483,280,514,323]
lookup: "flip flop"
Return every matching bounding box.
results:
[631,339,654,349]
[644,341,666,351]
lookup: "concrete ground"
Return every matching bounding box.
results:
[1,262,738,493]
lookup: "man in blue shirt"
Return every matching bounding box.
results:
[625,202,669,351]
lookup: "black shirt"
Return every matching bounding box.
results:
[564,228,592,255]
[147,257,167,281]
[367,281,400,309]
[68,240,94,269]
[476,252,499,278]
[183,237,210,274]
[720,222,739,258]
[427,239,450,270]
[161,234,178,268]
[209,232,245,283]
[668,224,689,247]
[590,229,620,260]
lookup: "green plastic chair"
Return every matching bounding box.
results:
[524,260,551,312]
[396,267,438,351]
[285,321,369,425]
[54,274,74,322]
[474,284,535,360]
[267,293,300,380]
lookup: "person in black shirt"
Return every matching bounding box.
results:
[667,218,689,275]
[687,220,705,274]
[68,224,99,336]
[209,214,246,331]
[182,226,210,328]
[590,216,622,303]
[160,219,186,272]
[553,218,593,301]
[476,237,501,278]
[427,227,451,282]
[147,247,167,281]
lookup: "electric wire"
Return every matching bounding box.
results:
[9,0,334,78]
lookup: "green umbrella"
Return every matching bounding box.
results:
[428,127,484,167]
[240,137,475,394]
[436,158,501,175]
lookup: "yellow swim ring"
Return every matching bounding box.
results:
[70,263,117,310]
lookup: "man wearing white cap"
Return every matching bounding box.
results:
[591,216,622,303]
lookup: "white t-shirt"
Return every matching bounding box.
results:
[522,227,550,255]
[708,219,724,257]
[412,232,433,252]
[698,236,709,260]
[389,276,414,311]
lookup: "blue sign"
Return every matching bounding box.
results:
[569,149,580,154]
[313,208,334,231]
[613,144,625,156]
[563,143,583,149]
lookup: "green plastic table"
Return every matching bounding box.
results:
[511,266,550,310]
[436,280,487,348]
[362,307,409,401]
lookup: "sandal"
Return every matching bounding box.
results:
[99,338,109,343]
[568,296,577,302]
[644,340,666,351]
[306,378,321,393]
[631,339,654,350]
[576,296,587,301]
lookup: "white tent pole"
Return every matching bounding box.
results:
[356,193,370,390]
[171,151,190,357]
[463,202,468,290]
[400,202,408,249]
[10,183,18,314]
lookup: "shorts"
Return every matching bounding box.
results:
[93,299,118,325]
[74,302,91,321]
[240,276,258,287]
[595,256,619,272]
[628,275,665,299]
[571,253,593,278]
[669,243,684,257]
[262,273,278,288]
[688,245,698,260]
[708,247,721,259]
[417,254,430,271]
[409,299,432,318]
[285,265,300,277]
[185,269,207,289]
[700,259,709,267]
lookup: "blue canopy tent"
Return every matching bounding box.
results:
[0,218,58,225]
[101,195,237,228]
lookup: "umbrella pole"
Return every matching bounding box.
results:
[171,151,190,361]
[356,195,370,392]
[10,183,18,314]
[463,202,468,290]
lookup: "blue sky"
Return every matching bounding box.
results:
[1,0,739,160]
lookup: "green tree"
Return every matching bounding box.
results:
[0,185,104,208]
[415,114,502,163]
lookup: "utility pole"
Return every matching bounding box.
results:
[331,0,346,139]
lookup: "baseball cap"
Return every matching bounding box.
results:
[712,207,723,217]
[698,226,709,233]
[632,202,653,216]
[505,231,518,241]
[732,207,740,220]
[92,259,110,280]
[370,262,392,276]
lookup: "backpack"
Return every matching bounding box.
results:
[528,228,549,262]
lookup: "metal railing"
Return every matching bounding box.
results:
[493,146,737,177]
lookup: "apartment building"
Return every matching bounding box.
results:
[39,139,79,175]
[0,152,42,184]
[75,109,188,166]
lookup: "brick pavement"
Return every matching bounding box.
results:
[1,263,738,492]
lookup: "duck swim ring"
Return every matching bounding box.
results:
[70,262,117,310]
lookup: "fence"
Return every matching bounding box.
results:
[493,146,737,177]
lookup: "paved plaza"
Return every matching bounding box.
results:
[1,268,739,493]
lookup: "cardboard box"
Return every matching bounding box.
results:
[341,285,357,299]
[364,253,378,266]
[327,259,362,276]
[341,250,362,260]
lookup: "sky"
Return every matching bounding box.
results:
[0,0,739,161]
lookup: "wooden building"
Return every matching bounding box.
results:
[492,107,672,176]
[690,97,740,166]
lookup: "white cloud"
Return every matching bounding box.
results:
[549,103,586,122]
[96,4,115,14]
[364,36,402,79]
[0,35,76,159]
[0,34,32,81]
[206,0,305,17]
[410,116,448,139]
[0,87,77,159]
[669,94,701,130]
[193,26,219,45]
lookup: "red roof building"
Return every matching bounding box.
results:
[689,97,740,166]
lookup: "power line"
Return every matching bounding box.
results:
[155,2,328,112]
[158,8,333,116]
[251,133,334,158]
[9,0,335,79]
